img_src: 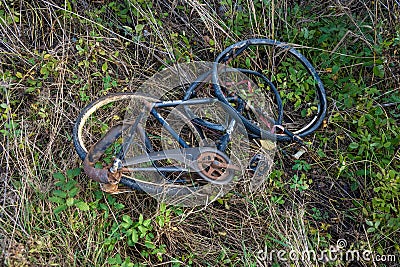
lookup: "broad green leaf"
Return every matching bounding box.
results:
[98,203,108,211]
[67,168,81,179]
[135,24,144,33]
[159,202,166,213]
[102,62,108,72]
[145,241,156,249]
[114,203,125,210]
[121,221,131,229]
[108,254,122,264]
[54,204,68,214]
[121,215,132,228]
[63,180,77,191]
[131,229,138,244]
[75,201,90,211]
[53,172,65,181]
[68,187,79,198]
[143,219,151,227]
[122,215,132,223]
[373,65,384,78]
[66,197,74,207]
[157,216,165,228]
[348,142,359,149]
[138,225,147,235]
[383,142,392,148]
[53,190,67,198]
[40,66,49,75]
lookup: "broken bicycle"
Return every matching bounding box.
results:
[72,38,327,206]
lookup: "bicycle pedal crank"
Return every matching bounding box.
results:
[119,146,241,186]
[196,151,240,185]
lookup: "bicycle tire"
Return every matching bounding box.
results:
[212,38,327,142]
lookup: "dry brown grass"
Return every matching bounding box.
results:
[1,0,399,266]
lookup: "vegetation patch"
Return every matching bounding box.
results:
[1,0,399,266]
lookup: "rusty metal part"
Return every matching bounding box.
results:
[196,151,239,184]
[83,123,131,186]
[100,183,120,193]
[83,159,109,184]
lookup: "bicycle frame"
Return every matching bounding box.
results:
[80,95,245,190]
[119,97,240,171]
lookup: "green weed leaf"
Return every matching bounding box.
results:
[373,65,384,78]
[53,172,65,181]
[102,62,108,72]
[135,24,144,34]
[54,204,68,214]
[75,201,90,211]
[68,187,79,198]
[66,168,81,179]
[66,197,74,207]
[143,219,151,228]
[121,215,133,228]
[131,229,138,244]
[349,142,359,149]
[145,241,156,249]
[53,190,67,198]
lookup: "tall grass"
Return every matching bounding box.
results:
[1,0,399,266]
